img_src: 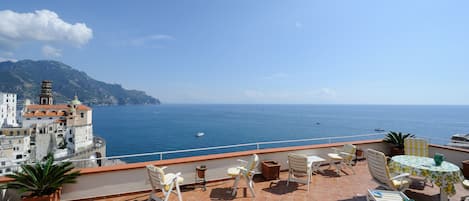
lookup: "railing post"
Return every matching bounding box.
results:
[160,153,163,160]
[256,144,260,150]
[328,138,332,144]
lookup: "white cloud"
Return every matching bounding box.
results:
[0,57,17,62]
[129,34,174,46]
[42,45,62,57]
[0,9,93,49]
[242,88,338,103]
[317,88,337,97]
[295,21,303,28]
[262,73,289,80]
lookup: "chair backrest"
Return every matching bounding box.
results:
[245,154,259,176]
[342,144,357,162]
[366,149,393,188]
[404,138,428,157]
[288,153,309,175]
[146,165,169,192]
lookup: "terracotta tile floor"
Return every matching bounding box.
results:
[92,161,469,201]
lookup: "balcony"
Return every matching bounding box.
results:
[1,137,468,201]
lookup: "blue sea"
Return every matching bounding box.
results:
[92,104,469,163]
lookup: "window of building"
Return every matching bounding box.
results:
[1,161,5,166]
[38,118,42,120]
[81,112,84,118]
[16,155,22,159]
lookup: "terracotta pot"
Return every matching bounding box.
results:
[22,189,61,201]
[390,147,404,156]
[356,149,364,158]
[196,167,207,178]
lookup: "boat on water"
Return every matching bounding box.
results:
[374,128,385,132]
[447,133,469,149]
[196,132,205,137]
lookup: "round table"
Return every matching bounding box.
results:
[389,155,464,201]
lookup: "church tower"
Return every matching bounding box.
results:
[39,80,53,105]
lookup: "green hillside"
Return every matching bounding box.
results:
[0,60,160,105]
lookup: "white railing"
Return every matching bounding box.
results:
[65,132,387,165]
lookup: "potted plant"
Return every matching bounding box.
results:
[383,131,414,156]
[3,155,80,201]
[196,165,207,178]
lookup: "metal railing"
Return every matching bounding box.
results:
[1,133,461,173]
[65,132,387,165]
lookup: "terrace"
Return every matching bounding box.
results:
[1,135,468,201]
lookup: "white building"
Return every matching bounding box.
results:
[0,93,18,128]
[0,133,31,175]
[21,81,95,160]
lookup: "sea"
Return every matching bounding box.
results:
[92,104,469,163]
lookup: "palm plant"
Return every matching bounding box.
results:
[384,131,414,149]
[3,155,80,197]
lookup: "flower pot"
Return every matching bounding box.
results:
[22,189,61,201]
[390,147,404,156]
[196,166,207,178]
[463,160,469,179]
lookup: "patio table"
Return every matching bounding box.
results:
[389,155,464,201]
[307,155,325,174]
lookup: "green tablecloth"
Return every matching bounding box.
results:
[389,155,464,196]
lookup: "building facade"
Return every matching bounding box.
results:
[0,80,105,175]
[0,93,18,128]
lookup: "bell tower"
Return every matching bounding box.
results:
[39,80,53,105]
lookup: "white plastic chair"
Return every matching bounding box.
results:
[0,189,20,201]
[146,165,184,201]
[327,144,356,175]
[366,149,411,191]
[404,138,428,157]
[227,154,259,197]
[287,153,312,191]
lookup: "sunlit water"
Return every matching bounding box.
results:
[92,104,469,162]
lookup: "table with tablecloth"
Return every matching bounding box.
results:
[389,155,464,201]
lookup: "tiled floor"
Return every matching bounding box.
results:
[92,161,469,201]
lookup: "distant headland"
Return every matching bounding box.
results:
[0,59,160,105]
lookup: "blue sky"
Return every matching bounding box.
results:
[1,1,469,104]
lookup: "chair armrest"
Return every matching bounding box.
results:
[163,172,182,185]
[390,173,410,180]
[339,152,353,156]
[237,159,248,164]
[161,166,168,170]
[331,148,341,153]
[237,166,248,172]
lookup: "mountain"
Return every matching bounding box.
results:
[0,60,160,105]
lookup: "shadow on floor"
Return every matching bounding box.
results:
[209,187,241,200]
[261,180,299,195]
[337,195,367,201]
[405,190,440,201]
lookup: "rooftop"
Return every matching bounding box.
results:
[90,160,468,201]
[1,138,468,201]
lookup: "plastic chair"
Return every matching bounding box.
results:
[227,154,259,197]
[327,144,356,175]
[287,153,312,191]
[366,149,411,191]
[146,165,184,201]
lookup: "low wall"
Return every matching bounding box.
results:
[59,139,385,200]
[429,144,469,168]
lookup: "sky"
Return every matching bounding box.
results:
[1,1,469,104]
